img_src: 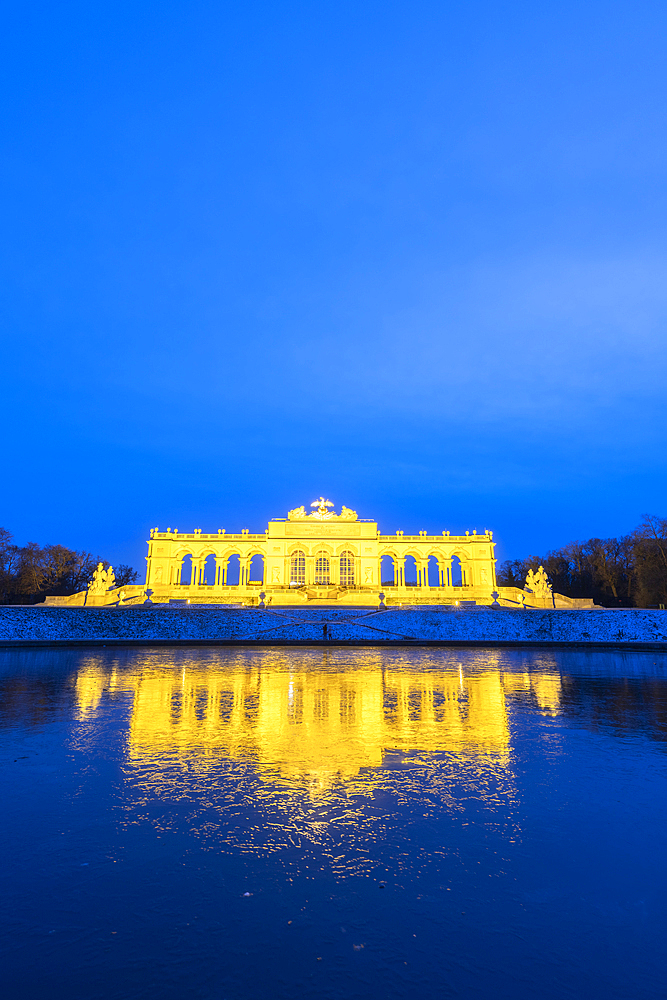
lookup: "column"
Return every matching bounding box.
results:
[397,557,406,588]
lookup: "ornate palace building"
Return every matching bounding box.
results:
[144,498,498,606]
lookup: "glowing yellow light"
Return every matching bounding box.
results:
[67,651,559,797]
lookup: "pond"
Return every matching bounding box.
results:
[2,646,667,999]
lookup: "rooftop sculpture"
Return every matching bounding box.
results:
[287,499,359,521]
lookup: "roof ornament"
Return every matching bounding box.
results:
[310,497,335,519]
[286,499,358,521]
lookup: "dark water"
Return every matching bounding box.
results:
[2,647,667,1000]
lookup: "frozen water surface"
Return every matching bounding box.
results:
[1,646,667,999]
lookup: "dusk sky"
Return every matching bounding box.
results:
[2,0,666,571]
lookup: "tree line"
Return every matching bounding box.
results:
[2,517,665,609]
[497,515,667,608]
[0,528,139,605]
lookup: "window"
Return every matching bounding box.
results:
[339,550,355,587]
[314,551,330,585]
[290,550,306,586]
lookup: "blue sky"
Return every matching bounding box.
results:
[2,0,666,569]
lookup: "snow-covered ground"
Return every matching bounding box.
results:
[0,605,666,645]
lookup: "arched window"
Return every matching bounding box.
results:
[290,550,306,586]
[339,550,355,587]
[314,551,330,585]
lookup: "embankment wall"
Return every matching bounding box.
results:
[0,605,665,647]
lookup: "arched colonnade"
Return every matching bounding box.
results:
[378,550,471,589]
[155,545,475,591]
[167,549,266,589]
[163,546,368,590]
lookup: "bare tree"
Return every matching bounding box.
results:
[498,517,666,607]
[0,527,139,604]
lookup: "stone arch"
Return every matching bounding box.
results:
[335,542,358,556]
[309,542,335,556]
[245,548,265,560]
[172,548,195,563]
[428,554,440,587]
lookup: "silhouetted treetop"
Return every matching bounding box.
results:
[0,529,138,605]
[496,516,667,608]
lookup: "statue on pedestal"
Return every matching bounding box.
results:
[88,563,115,595]
[525,566,552,599]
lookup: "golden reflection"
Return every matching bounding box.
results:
[530,674,562,714]
[129,665,510,790]
[72,651,564,793]
[75,669,107,716]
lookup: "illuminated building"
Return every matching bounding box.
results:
[145,498,498,606]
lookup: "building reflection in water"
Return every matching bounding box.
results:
[73,649,564,793]
[66,650,566,870]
